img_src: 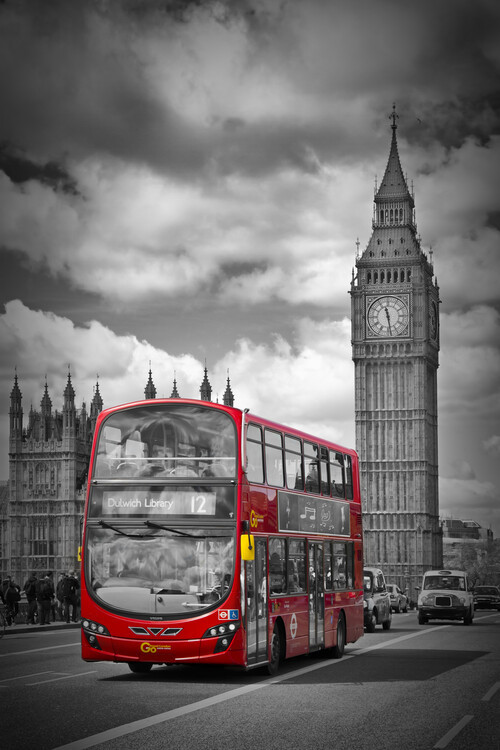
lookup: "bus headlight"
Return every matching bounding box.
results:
[82,619,110,649]
[202,621,240,654]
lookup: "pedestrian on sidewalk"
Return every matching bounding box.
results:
[56,573,66,621]
[62,570,80,623]
[36,574,55,625]
[23,572,38,624]
[4,579,21,626]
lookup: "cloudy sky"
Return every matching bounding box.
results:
[1,0,499,535]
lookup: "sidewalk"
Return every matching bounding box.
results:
[3,619,80,634]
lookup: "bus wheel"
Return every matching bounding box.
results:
[330,613,346,659]
[128,662,153,674]
[267,624,282,676]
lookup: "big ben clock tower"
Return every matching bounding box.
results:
[350,106,442,599]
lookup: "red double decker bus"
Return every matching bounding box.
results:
[81,399,364,674]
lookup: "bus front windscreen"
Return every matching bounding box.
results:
[93,403,236,480]
[87,527,235,617]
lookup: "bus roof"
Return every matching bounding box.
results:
[94,398,357,458]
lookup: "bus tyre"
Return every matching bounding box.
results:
[330,613,345,659]
[267,623,283,676]
[128,662,153,674]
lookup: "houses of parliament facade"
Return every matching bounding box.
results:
[1,111,442,596]
[1,368,233,584]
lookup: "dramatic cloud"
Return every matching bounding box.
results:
[1,0,499,533]
[0,301,354,473]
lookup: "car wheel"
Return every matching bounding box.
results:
[395,604,401,613]
[267,623,283,675]
[365,611,376,633]
[463,609,473,626]
[382,614,392,630]
[418,613,427,625]
[128,662,153,674]
[330,613,346,659]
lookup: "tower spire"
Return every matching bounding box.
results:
[199,362,212,402]
[223,370,234,407]
[9,370,23,439]
[170,372,180,398]
[144,364,157,400]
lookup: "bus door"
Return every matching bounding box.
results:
[245,537,268,666]
[308,541,324,651]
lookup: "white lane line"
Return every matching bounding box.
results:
[482,681,500,702]
[433,715,474,748]
[0,642,80,658]
[27,671,97,686]
[0,671,52,683]
[52,626,441,750]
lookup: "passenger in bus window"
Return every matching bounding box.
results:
[305,461,319,493]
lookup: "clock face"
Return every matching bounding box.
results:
[367,296,409,337]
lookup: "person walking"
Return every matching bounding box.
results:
[62,571,80,623]
[56,573,66,621]
[36,574,54,625]
[23,572,38,624]
[4,579,21,626]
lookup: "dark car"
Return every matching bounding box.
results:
[473,585,500,611]
[363,567,392,632]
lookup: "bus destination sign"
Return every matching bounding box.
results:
[101,490,216,516]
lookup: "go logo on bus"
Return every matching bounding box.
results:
[140,642,171,654]
[250,510,264,529]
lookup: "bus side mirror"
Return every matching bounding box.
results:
[241,534,255,561]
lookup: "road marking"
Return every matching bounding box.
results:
[27,671,97,685]
[482,681,500,702]
[0,671,52,683]
[433,715,474,748]
[52,625,442,750]
[0,642,80,658]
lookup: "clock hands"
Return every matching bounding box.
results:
[384,306,392,336]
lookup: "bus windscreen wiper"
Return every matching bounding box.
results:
[98,520,151,538]
[144,520,199,538]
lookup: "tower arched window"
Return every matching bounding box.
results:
[394,270,398,282]
[407,269,411,282]
[390,209,394,223]
[381,271,385,282]
[387,270,391,282]
[367,272,372,284]
[374,271,378,283]
[399,208,403,221]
